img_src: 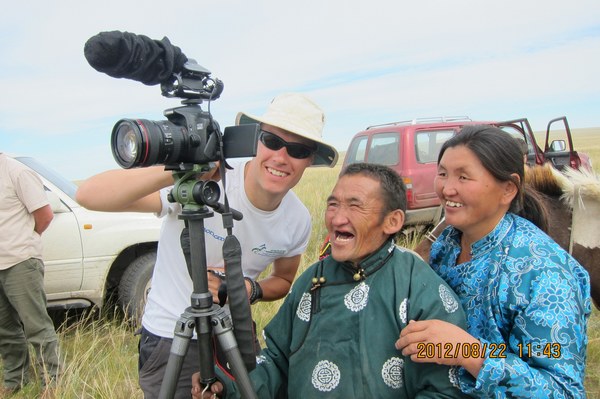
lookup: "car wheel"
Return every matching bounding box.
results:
[118,250,156,325]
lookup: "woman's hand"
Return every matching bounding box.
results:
[395,319,484,377]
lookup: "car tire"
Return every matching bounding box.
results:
[118,250,156,324]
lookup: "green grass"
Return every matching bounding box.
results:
[2,128,600,398]
[1,309,142,398]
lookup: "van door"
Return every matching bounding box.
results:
[544,117,583,170]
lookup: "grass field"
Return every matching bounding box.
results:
[2,128,600,398]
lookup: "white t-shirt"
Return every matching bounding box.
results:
[142,160,312,338]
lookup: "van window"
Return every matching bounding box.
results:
[346,136,369,164]
[415,130,454,163]
[501,126,533,155]
[367,133,399,165]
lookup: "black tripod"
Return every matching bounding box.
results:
[158,166,257,399]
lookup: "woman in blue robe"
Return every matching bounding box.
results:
[396,125,591,398]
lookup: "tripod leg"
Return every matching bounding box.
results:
[213,310,258,399]
[158,317,195,399]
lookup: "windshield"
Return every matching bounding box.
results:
[15,157,78,200]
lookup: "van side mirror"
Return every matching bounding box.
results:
[549,140,566,152]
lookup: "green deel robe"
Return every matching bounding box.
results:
[220,240,469,398]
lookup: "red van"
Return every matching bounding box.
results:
[342,116,591,227]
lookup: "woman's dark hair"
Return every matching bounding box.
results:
[437,125,548,231]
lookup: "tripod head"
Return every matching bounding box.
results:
[167,163,242,221]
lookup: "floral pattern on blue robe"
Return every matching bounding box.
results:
[430,213,591,398]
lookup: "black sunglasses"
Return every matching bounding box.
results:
[259,130,316,159]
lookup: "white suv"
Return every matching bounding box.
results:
[12,155,162,320]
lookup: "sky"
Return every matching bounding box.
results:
[1,0,599,181]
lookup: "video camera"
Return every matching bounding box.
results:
[84,30,259,171]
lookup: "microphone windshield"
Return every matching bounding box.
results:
[84,31,188,86]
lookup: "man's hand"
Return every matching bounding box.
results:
[207,269,226,304]
[201,161,222,182]
[191,372,224,398]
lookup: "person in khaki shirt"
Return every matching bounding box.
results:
[0,153,60,394]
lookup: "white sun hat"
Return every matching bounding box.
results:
[235,93,338,167]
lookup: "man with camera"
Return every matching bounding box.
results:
[192,163,468,398]
[76,92,338,398]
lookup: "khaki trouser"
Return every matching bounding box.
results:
[0,258,60,389]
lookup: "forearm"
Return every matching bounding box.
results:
[76,166,173,212]
[32,205,53,234]
[253,275,292,301]
[251,255,300,302]
[209,272,292,305]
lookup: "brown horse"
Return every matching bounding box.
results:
[413,164,600,308]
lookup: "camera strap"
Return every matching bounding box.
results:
[222,235,258,371]
[219,161,258,372]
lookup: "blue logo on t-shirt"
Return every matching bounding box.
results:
[204,228,225,242]
[252,243,286,257]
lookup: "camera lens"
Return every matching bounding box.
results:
[113,123,140,166]
[111,119,177,168]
